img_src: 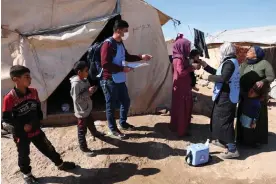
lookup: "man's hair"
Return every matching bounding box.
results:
[10,65,30,79]
[73,61,88,74]
[189,49,201,58]
[113,20,129,32]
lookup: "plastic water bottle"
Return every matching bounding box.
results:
[205,139,210,147]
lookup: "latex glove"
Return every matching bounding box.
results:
[198,59,208,68]
[255,81,264,89]
[141,54,153,61]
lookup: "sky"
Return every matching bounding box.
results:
[145,0,276,41]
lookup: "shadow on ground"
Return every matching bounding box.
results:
[39,162,160,184]
[123,122,276,162]
[193,92,213,117]
[95,135,186,160]
[237,131,276,160]
[268,101,276,107]
[129,122,211,143]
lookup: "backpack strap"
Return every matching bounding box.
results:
[185,151,193,166]
[105,37,118,57]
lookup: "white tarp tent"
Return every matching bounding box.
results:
[165,39,174,56]
[1,0,174,117]
[206,26,276,45]
[197,26,276,91]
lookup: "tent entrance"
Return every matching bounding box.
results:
[46,15,121,115]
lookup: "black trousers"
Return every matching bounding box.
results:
[77,114,97,150]
[211,93,236,144]
[190,72,196,87]
[14,131,63,175]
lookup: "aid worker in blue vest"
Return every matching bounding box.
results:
[198,42,240,159]
[100,20,152,139]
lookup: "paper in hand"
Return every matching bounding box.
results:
[125,62,150,69]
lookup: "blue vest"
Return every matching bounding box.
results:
[112,43,126,83]
[212,58,240,103]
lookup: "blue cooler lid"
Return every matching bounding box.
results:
[188,143,208,151]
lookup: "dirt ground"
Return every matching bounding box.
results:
[2,87,276,184]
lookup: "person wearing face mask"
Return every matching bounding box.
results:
[100,19,152,139]
[236,46,275,147]
[198,42,240,159]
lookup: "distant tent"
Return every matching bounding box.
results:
[1,0,177,120]
[204,26,276,69]
[196,26,276,97]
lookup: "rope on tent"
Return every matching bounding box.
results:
[50,0,55,27]
[23,36,49,97]
[187,25,194,42]
[207,30,227,44]
[172,18,181,36]
[1,27,22,37]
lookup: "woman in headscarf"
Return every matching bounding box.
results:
[236,46,275,147]
[169,34,200,137]
[199,42,240,159]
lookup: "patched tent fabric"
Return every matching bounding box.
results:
[121,0,172,114]
[1,0,173,117]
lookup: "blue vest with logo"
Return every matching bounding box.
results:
[212,58,240,103]
[112,43,126,83]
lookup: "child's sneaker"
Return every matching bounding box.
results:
[81,148,96,157]
[211,139,226,148]
[108,130,127,140]
[119,123,135,131]
[220,150,240,159]
[23,174,39,184]
[58,161,76,171]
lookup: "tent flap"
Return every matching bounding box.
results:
[121,0,172,114]
[2,0,174,116]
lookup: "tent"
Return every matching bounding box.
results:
[1,0,176,120]
[197,26,276,79]
[204,26,276,68]
[165,39,174,56]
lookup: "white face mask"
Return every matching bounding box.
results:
[122,32,129,41]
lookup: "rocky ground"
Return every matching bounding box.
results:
[2,87,276,184]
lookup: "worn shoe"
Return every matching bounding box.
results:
[91,131,105,137]
[81,148,96,157]
[24,174,39,184]
[108,130,127,140]
[119,123,135,131]
[1,129,9,136]
[220,150,240,159]
[212,140,226,148]
[58,161,76,171]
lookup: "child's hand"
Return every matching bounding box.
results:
[192,63,201,70]
[198,59,207,68]
[24,124,32,132]
[250,123,256,129]
[89,86,98,95]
